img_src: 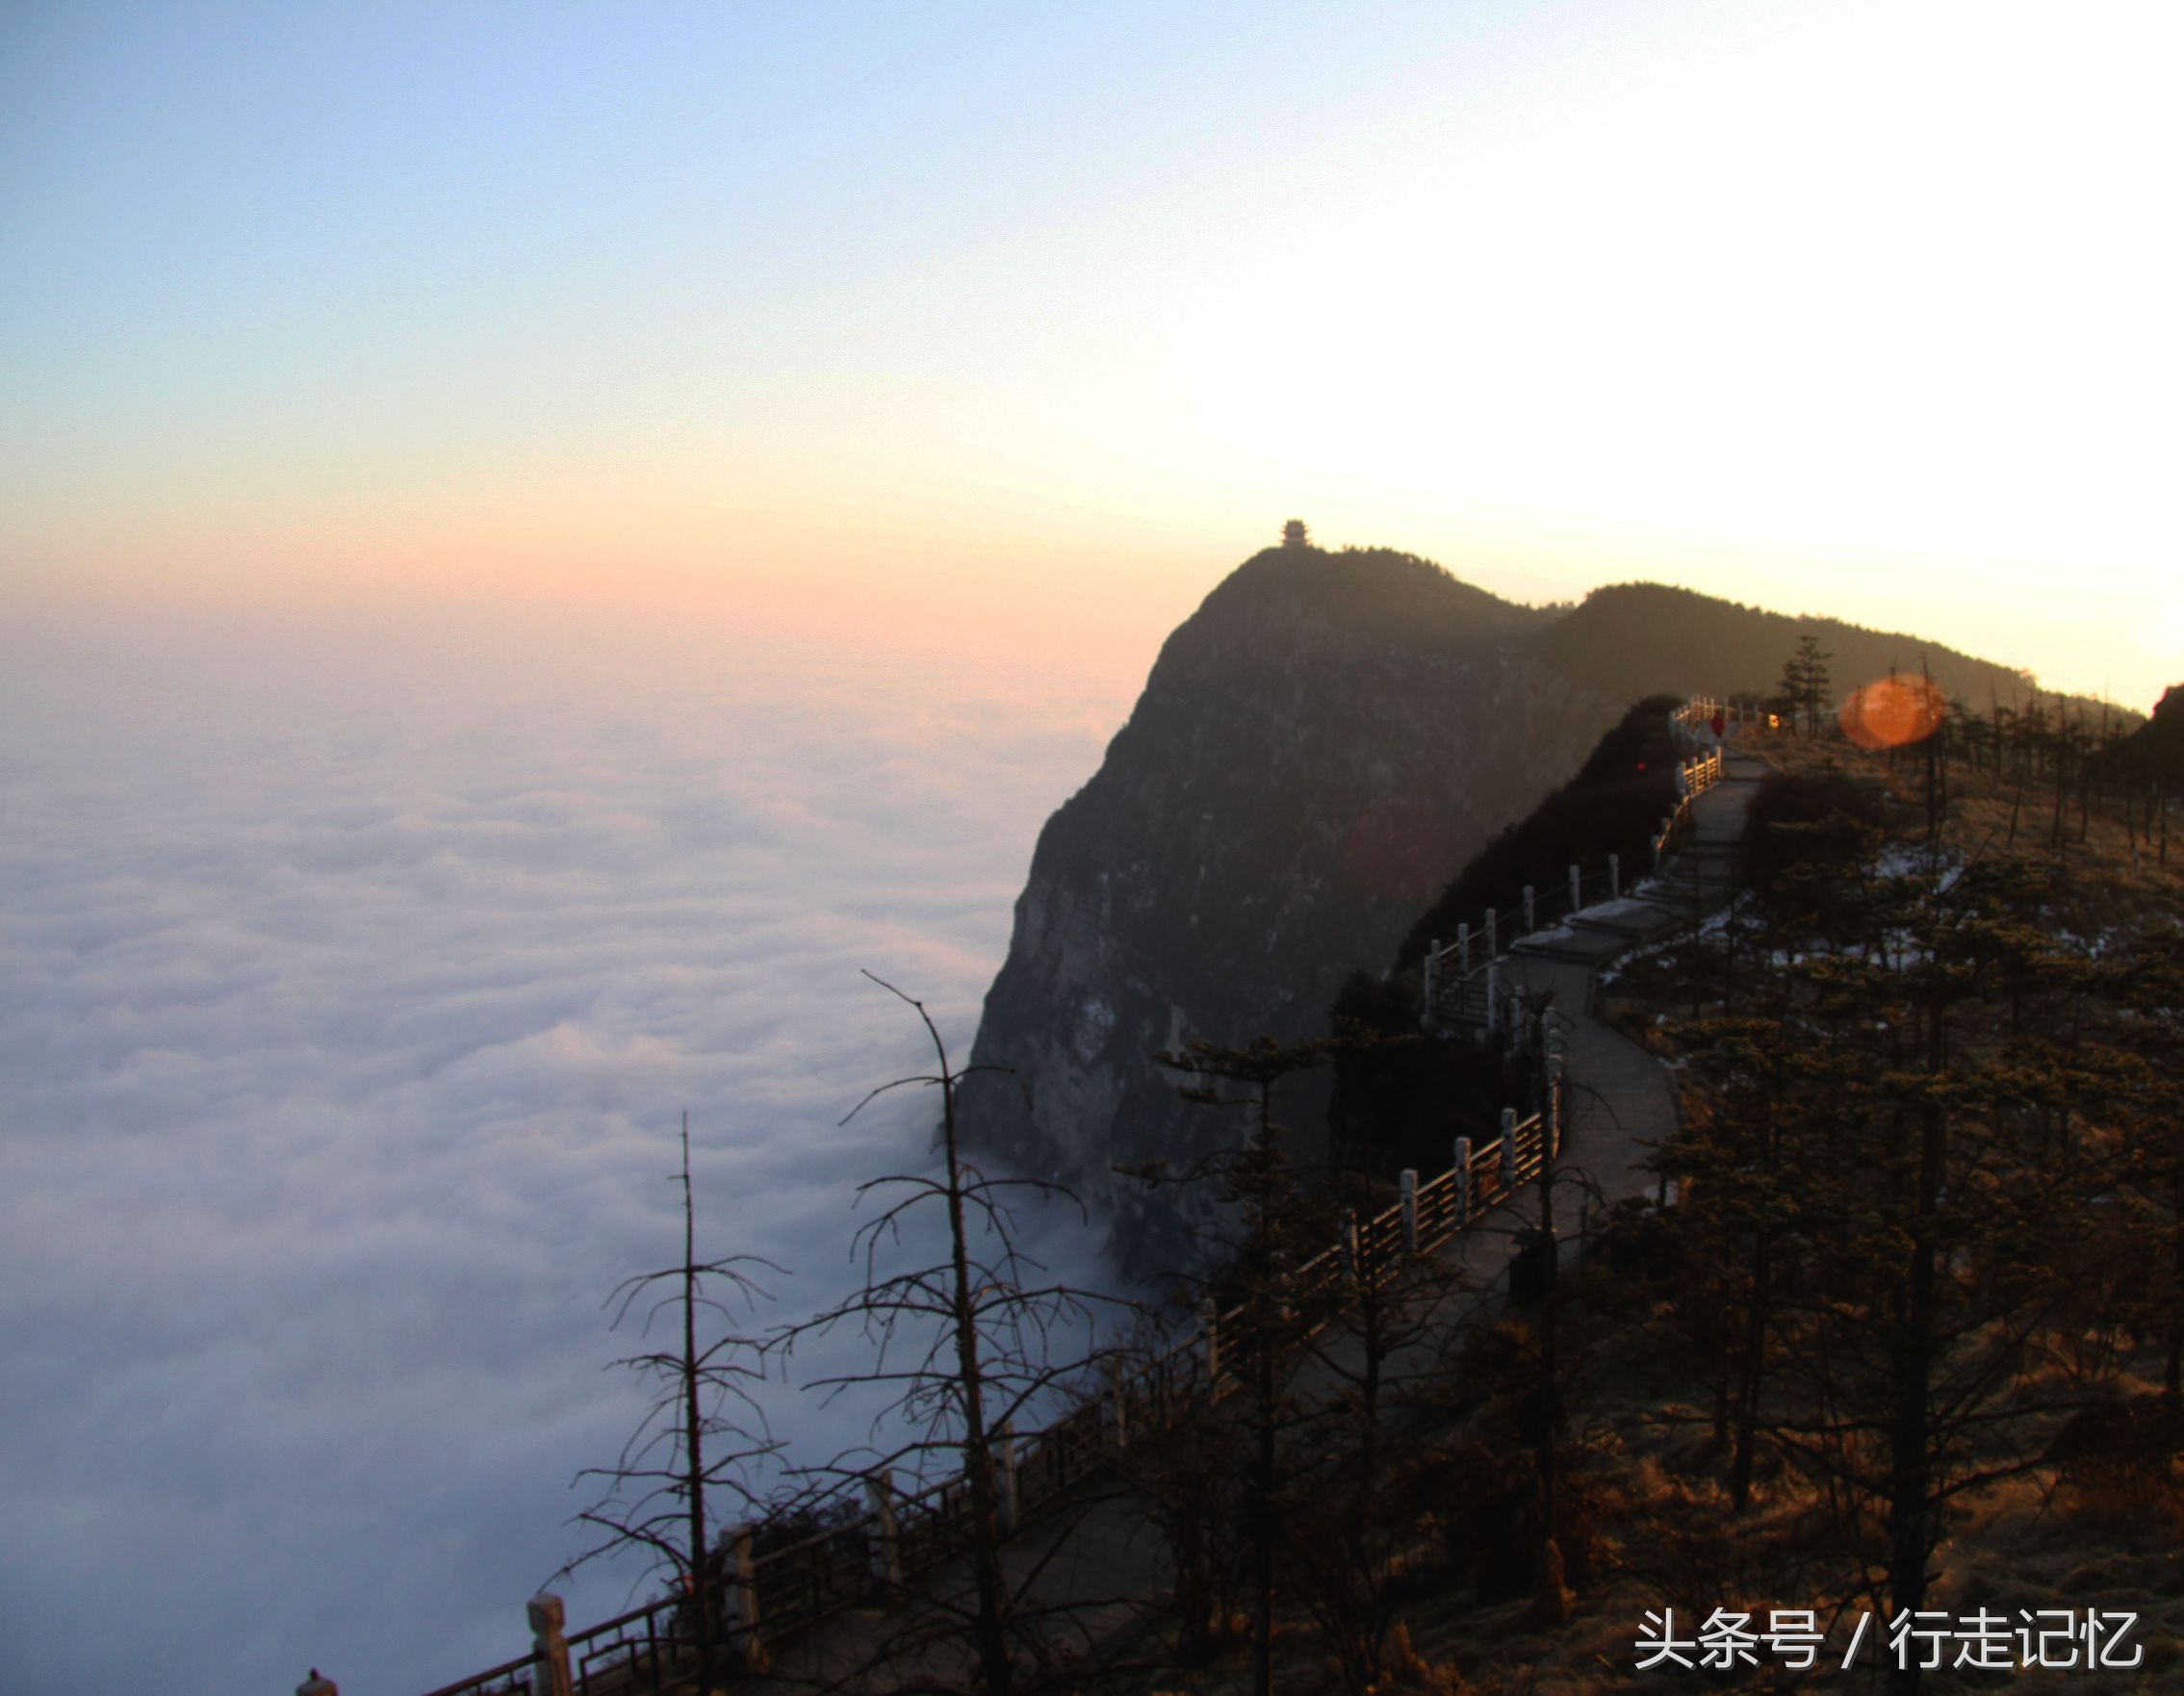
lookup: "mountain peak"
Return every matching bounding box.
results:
[960,543,1613,1270]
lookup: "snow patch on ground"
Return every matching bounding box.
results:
[1874,843,1966,891]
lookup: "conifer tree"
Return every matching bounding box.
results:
[1777,634,1833,736]
[1671,854,2133,1692]
[1660,1012,1814,1513]
[1282,1146,1476,1689]
[1142,1034,1342,1696]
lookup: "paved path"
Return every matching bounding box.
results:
[1495,749,1765,1211]
[735,751,1771,1692]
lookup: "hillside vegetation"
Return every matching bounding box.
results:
[1531,582,2092,716]
[1391,697,1684,973]
[1118,708,2183,1695]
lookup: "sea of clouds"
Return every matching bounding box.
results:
[0,600,1141,1696]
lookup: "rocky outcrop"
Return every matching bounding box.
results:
[958,545,1621,1273]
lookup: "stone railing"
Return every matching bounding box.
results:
[417,1071,1566,1696]
[1653,744,1721,864]
[407,690,1759,1695]
[1669,695,1764,741]
[1421,696,1731,1039]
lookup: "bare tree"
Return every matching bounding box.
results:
[784,973,1138,1695]
[558,1114,784,1691]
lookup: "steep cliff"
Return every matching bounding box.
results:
[958,545,1620,1272]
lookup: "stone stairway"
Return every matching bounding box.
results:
[1426,748,1764,1032]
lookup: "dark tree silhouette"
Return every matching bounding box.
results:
[558,1115,784,1688]
[1142,1034,1342,1696]
[1776,633,1833,736]
[784,974,1136,1696]
[1282,1179,1475,1690]
[1657,848,2144,1693]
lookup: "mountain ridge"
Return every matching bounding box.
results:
[1531,578,2053,709]
[960,542,2116,1270]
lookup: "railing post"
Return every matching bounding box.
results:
[1200,1297,1220,1383]
[1523,884,1535,934]
[1105,1354,1129,1452]
[729,1525,762,1666]
[1454,1135,1472,1223]
[1340,1207,1359,1281]
[995,1419,1020,1536]
[865,1474,903,1588]
[1457,921,1470,975]
[1608,852,1621,899]
[1568,862,1580,912]
[1484,960,1500,1033]
[1400,1169,1419,1251]
[527,1594,573,1696]
[1500,1108,1518,1193]
[1484,907,1497,958]
[1422,943,1439,1030]
[1548,1050,1564,1158]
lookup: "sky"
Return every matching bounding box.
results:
[3,4,2182,1692]
[3,0,2179,706]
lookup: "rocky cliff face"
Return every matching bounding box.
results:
[959,545,1621,1273]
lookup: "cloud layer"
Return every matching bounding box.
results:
[0,604,1134,1695]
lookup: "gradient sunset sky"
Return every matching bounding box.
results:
[5,0,2179,707]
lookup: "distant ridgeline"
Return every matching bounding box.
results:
[958,540,2113,1273]
[1531,580,2052,711]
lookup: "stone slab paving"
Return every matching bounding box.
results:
[1500,750,1764,1210]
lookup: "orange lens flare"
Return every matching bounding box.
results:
[1838,675,1947,750]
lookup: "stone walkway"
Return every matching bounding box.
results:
[1495,748,1765,1211]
